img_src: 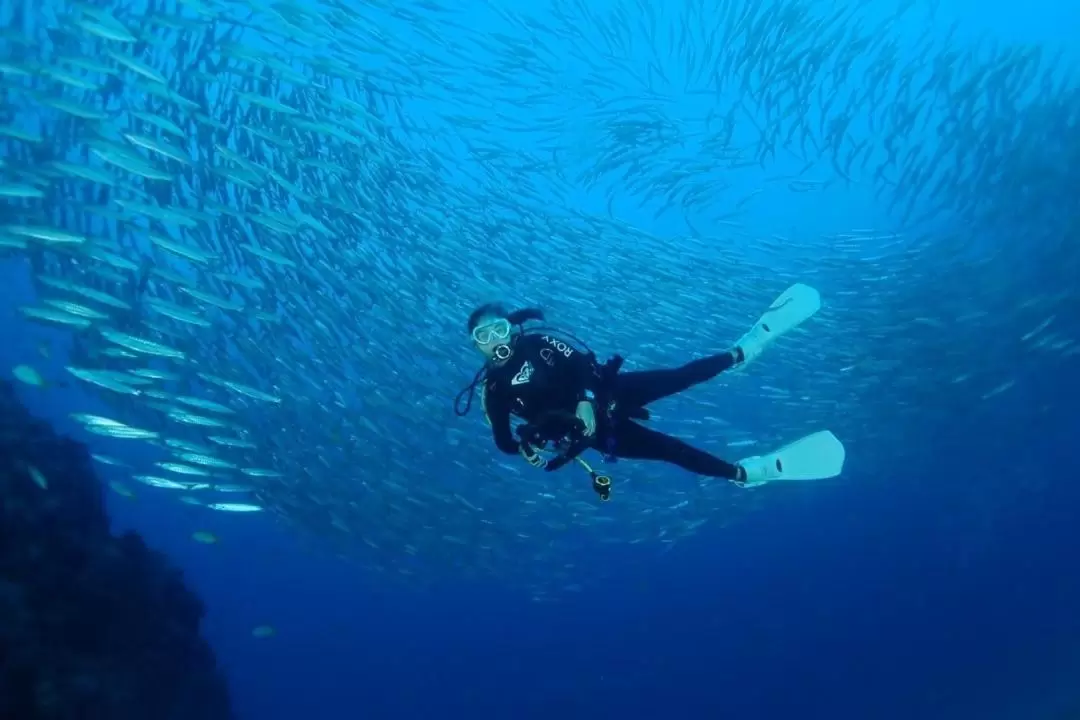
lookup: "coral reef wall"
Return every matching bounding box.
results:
[0,381,234,720]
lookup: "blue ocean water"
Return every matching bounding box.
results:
[2,0,1079,717]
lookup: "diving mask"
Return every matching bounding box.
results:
[471,318,511,345]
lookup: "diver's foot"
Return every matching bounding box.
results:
[733,465,749,486]
[734,455,782,488]
[734,323,773,366]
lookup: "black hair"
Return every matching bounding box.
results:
[466,302,509,333]
[465,303,546,333]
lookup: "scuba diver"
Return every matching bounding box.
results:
[454,284,846,500]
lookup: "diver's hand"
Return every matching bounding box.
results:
[576,400,596,437]
[520,442,547,469]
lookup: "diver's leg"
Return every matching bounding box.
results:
[611,419,741,480]
[615,349,740,408]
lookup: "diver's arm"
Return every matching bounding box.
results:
[484,389,519,455]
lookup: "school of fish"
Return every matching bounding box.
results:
[0,0,1077,598]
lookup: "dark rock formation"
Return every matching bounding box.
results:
[0,381,234,720]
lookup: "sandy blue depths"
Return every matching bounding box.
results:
[0,0,1077,609]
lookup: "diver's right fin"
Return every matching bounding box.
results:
[735,283,821,366]
[737,430,846,487]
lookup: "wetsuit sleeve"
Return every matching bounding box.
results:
[483,383,519,455]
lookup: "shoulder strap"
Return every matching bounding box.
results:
[480,382,491,426]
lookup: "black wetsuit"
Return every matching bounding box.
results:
[482,333,741,480]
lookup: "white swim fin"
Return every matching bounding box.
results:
[735,283,821,366]
[737,430,846,488]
